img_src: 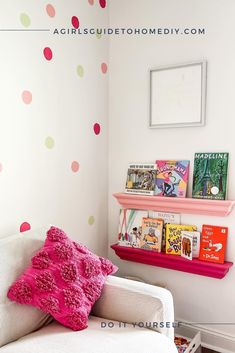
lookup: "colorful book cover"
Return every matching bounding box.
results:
[192,152,229,200]
[149,211,181,252]
[155,160,190,198]
[199,224,228,264]
[125,163,157,196]
[118,209,148,247]
[165,224,197,255]
[140,217,164,252]
[181,231,201,258]
[181,232,193,260]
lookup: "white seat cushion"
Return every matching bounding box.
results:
[0,226,52,347]
[0,316,178,353]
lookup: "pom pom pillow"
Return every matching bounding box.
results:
[8,226,118,331]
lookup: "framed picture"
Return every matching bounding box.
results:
[149,61,207,128]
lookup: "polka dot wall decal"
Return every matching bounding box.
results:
[76,65,84,77]
[43,47,53,61]
[0,163,3,172]
[71,16,79,29]
[96,31,102,39]
[22,90,32,104]
[101,63,108,74]
[20,222,31,233]
[88,216,95,225]
[99,0,106,8]
[20,13,31,28]
[88,0,94,5]
[46,4,56,18]
[45,136,55,149]
[71,161,80,173]
[93,123,101,135]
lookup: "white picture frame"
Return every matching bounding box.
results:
[149,61,207,128]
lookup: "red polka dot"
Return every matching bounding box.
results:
[43,47,53,61]
[46,4,56,17]
[93,123,101,135]
[71,16,79,29]
[20,222,31,233]
[71,161,80,173]
[99,0,106,8]
[101,63,108,74]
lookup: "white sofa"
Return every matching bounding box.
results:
[0,227,178,353]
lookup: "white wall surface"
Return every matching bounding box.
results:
[108,0,235,340]
[0,0,109,256]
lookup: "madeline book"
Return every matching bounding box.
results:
[125,163,157,196]
[165,224,197,256]
[199,225,228,264]
[148,211,181,252]
[140,217,164,252]
[192,152,229,200]
[155,160,190,198]
[118,209,148,248]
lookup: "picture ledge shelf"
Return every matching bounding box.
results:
[113,193,235,217]
[111,244,233,279]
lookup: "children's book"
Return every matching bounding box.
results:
[149,211,181,252]
[181,230,201,258]
[192,152,229,200]
[181,232,193,260]
[165,224,197,255]
[125,163,157,196]
[140,217,164,252]
[199,225,228,264]
[118,209,148,247]
[155,160,190,198]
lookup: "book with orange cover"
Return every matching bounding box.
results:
[199,224,228,264]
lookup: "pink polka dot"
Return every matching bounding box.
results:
[20,222,31,233]
[46,4,56,18]
[43,47,53,61]
[71,161,80,173]
[71,16,79,29]
[88,0,94,5]
[22,90,32,104]
[93,123,101,135]
[101,63,108,74]
[0,163,3,172]
[99,0,106,8]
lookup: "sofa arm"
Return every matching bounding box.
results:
[92,276,175,340]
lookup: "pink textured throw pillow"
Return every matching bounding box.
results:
[8,226,118,331]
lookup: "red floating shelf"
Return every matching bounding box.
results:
[111,244,233,279]
[113,193,235,217]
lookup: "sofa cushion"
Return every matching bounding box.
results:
[0,226,52,348]
[0,317,178,353]
[8,226,118,331]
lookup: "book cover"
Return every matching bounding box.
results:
[125,163,157,195]
[199,224,228,264]
[181,231,201,258]
[181,232,193,260]
[149,211,181,252]
[118,209,148,247]
[192,152,229,200]
[165,224,197,255]
[155,160,190,198]
[140,217,164,252]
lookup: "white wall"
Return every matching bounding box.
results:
[108,0,235,341]
[0,0,109,256]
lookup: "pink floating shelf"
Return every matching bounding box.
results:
[111,244,233,279]
[113,193,235,217]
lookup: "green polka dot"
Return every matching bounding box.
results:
[96,31,102,39]
[20,13,31,28]
[76,65,84,78]
[45,136,55,149]
[88,216,95,225]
